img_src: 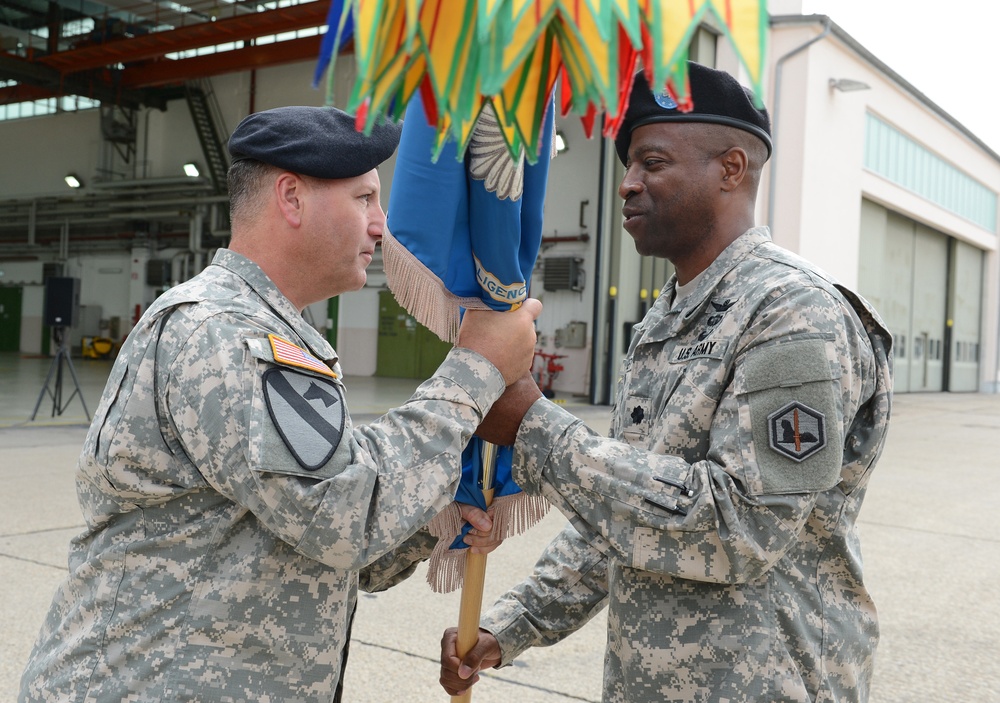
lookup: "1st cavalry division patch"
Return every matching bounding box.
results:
[768,401,826,462]
[263,367,345,470]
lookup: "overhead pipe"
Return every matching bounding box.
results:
[26,205,123,218]
[3,186,220,209]
[0,180,230,258]
[0,193,228,229]
[91,176,214,189]
[107,194,229,209]
[209,202,232,240]
[189,206,207,274]
[2,201,123,218]
[108,211,185,220]
[542,234,590,244]
[171,250,192,286]
[59,220,69,260]
[28,200,36,246]
[767,17,833,234]
[0,231,188,248]
[4,231,186,243]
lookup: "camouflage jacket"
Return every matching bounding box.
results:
[481,227,893,703]
[20,249,502,703]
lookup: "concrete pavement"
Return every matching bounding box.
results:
[1,351,998,701]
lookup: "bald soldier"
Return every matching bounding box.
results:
[19,105,541,703]
[441,63,893,702]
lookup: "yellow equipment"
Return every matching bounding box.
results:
[81,336,115,359]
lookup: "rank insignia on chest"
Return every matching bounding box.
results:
[263,368,346,470]
[767,401,826,462]
[630,405,645,424]
[268,334,336,378]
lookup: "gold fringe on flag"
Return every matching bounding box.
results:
[381,229,493,344]
[424,492,550,594]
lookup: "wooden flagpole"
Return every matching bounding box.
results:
[450,440,498,702]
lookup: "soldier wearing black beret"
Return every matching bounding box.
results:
[19,102,545,703]
[441,62,893,703]
[228,104,403,180]
[614,61,773,165]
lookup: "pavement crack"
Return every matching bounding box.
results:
[0,552,67,571]
[0,525,83,538]
[350,638,600,701]
[859,519,1000,544]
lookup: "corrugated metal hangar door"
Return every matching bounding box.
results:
[859,199,983,392]
[948,239,985,391]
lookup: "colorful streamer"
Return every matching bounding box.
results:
[315,0,769,162]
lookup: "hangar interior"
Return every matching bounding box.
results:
[1,3,999,398]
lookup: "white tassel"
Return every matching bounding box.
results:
[426,502,463,541]
[424,493,549,594]
[381,230,491,344]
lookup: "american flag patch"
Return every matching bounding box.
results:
[268,334,337,378]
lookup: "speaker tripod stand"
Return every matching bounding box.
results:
[31,326,91,421]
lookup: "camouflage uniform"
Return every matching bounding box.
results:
[20,249,501,703]
[480,227,893,702]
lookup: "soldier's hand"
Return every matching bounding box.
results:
[456,503,503,555]
[457,299,542,385]
[439,627,502,696]
[475,373,543,446]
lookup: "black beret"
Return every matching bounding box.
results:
[615,62,772,165]
[227,105,402,179]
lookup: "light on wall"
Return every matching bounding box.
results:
[555,130,568,154]
[64,174,83,188]
[183,162,201,178]
[829,78,871,93]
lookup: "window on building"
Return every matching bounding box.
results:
[864,113,998,233]
[0,0,322,122]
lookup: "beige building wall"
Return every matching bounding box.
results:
[765,18,1000,392]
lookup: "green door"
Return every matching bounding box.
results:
[417,320,452,378]
[376,290,451,379]
[0,287,22,351]
[377,290,418,378]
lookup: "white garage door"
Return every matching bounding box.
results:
[858,200,982,393]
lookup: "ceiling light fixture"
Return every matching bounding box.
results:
[183,162,201,178]
[64,174,83,188]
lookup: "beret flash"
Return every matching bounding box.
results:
[227,105,402,179]
[615,62,772,165]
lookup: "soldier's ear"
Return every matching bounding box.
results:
[275,172,304,227]
[719,147,748,192]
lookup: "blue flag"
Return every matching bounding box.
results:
[385,91,554,340]
[312,0,352,89]
[385,93,554,592]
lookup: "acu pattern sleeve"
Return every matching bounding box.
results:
[512,281,876,585]
[161,307,505,571]
[480,522,610,664]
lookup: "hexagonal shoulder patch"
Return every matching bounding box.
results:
[767,401,827,462]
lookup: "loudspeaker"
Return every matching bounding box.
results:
[43,277,81,328]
